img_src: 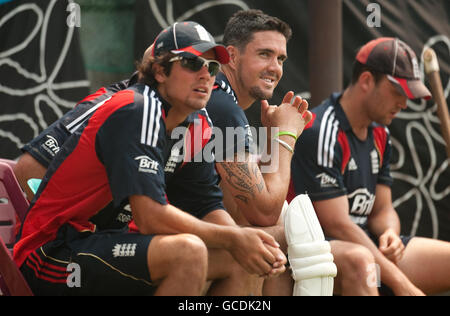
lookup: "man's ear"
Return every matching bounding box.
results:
[226,45,239,70]
[153,63,167,84]
[358,71,375,94]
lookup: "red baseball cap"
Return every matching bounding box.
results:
[151,21,230,65]
[356,37,431,100]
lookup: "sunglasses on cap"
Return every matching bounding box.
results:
[169,55,221,77]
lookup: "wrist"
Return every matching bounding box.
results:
[275,131,298,142]
[273,137,294,154]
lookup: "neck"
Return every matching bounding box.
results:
[340,87,372,140]
[222,66,255,110]
[156,86,189,133]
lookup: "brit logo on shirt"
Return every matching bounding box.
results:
[135,155,159,174]
[348,188,375,217]
[316,173,339,188]
[42,135,60,157]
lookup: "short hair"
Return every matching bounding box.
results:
[223,9,292,51]
[351,61,385,86]
[136,52,176,87]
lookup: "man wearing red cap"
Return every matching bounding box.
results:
[289,37,450,295]
[14,22,285,296]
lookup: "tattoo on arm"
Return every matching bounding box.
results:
[219,160,267,204]
[253,164,265,193]
[235,195,249,204]
[220,162,255,197]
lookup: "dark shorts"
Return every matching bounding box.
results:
[20,224,157,296]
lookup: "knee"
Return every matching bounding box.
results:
[169,234,208,276]
[339,245,375,280]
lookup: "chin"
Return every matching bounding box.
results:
[188,100,208,111]
[250,86,274,101]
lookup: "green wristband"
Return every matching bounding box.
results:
[275,131,298,141]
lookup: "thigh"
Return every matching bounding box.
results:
[21,226,156,296]
[397,237,450,294]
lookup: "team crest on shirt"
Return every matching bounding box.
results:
[165,146,183,173]
[135,155,159,174]
[370,150,379,174]
[112,243,137,257]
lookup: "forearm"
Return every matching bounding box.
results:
[368,206,401,237]
[131,198,234,249]
[260,134,296,204]
[237,134,295,224]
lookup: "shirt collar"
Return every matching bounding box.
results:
[215,72,238,103]
[331,92,352,132]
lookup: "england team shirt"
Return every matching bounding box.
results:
[14,83,223,267]
[206,72,254,161]
[289,93,393,230]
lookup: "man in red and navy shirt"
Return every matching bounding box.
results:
[290,38,450,296]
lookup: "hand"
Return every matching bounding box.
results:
[227,227,284,276]
[261,91,312,139]
[262,242,287,278]
[379,228,405,264]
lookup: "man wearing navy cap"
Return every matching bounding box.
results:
[290,37,450,295]
[14,21,284,296]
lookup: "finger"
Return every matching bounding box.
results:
[302,110,313,125]
[266,245,287,265]
[379,234,389,250]
[253,254,275,276]
[261,99,270,113]
[392,244,405,262]
[297,99,309,114]
[242,254,268,276]
[281,91,295,105]
[257,230,281,249]
[291,95,303,109]
[382,244,397,257]
[267,265,286,278]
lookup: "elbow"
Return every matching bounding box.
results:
[247,212,280,227]
[245,200,286,227]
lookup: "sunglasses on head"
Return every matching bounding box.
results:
[169,55,221,77]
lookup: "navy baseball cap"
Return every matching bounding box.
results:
[151,21,230,65]
[356,37,431,100]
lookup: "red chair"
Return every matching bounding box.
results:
[0,161,32,296]
[0,236,32,296]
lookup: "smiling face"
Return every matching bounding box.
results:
[234,31,287,102]
[156,49,217,114]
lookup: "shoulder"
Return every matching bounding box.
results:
[96,85,166,137]
[206,75,247,126]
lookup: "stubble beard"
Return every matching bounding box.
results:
[237,64,275,102]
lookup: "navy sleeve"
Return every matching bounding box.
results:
[22,93,114,168]
[291,125,347,201]
[206,90,252,161]
[166,159,224,219]
[96,99,168,208]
